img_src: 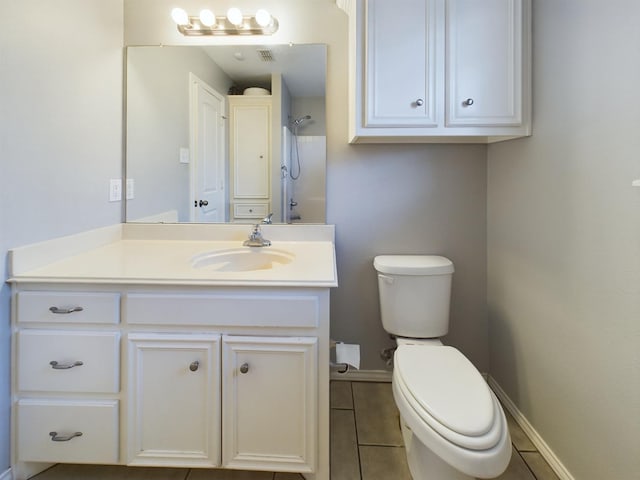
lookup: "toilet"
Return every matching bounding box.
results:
[373,255,511,480]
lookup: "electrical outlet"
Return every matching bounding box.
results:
[126,178,135,200]
[109,179,122,202]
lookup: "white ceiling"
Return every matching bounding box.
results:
[201,44,326,97]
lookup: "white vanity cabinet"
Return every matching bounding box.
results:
[349,0,531,143]
[229,95,272,221]
[11,283,328,480]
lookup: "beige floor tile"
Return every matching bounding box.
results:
[331,409,361,480]
[186,469,273,480]
[359,446,411,480]
[352,382,403,446]
[520,452,560,480]
[330,380,354,409]
[32,464,188,480]
[495,450,536,480]
[273,473,304,479]
[503,409,536,452]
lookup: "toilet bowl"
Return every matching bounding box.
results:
[373,255,511,479]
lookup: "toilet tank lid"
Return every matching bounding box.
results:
[374,255,454,275]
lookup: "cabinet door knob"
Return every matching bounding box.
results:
[462,98,474,106]
[415,98,424,107]
[189,361,200,372]
[240,363,249,374]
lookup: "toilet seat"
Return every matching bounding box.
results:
[394,345,502,450]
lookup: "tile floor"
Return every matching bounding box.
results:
[32,381,559,480]
[330,382,560,480]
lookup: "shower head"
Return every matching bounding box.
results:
[292,115,311,126]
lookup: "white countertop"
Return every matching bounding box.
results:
[8,224,338,287]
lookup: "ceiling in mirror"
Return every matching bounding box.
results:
[125,44,327,225]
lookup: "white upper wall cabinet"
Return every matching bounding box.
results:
[348,0,531,143]
[364,0,438,127]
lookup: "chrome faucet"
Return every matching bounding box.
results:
[262,213,273,224]
[243,224,271,247]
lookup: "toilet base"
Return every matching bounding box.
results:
[401,420,474,480]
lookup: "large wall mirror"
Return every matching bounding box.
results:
[125,44,326,224]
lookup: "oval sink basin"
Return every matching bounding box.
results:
[191,248,295,272]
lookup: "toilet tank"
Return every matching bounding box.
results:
[373,255,454,338]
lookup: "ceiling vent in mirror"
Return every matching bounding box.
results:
[257,49,275,62]
[171,7,278,36]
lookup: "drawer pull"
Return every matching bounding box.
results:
[49,431,83,442]
[189,361,199,372]
[49,306,84,315]
[240,363,250,374]
[49,360,84,370]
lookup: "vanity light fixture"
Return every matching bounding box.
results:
[171,7,279,36]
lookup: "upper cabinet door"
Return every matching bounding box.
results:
[364,0,438,127]
[446,0,523,126]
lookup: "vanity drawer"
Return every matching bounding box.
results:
[17,330,120,393]
[234,203,269,218]
[124,292,320,328]
[17,399,119,463]
[16,291,120,324]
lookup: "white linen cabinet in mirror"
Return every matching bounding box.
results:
[349,0,531,143]
[229,96,272,221]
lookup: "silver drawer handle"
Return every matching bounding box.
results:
[50,360,84,370]
[240,363,249,374]
[49,306,84,314]
[49,431,83,442]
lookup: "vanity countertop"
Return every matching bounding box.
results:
[8,224,338,287]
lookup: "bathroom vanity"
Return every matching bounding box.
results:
[8,223,337,480]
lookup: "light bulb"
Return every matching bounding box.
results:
[171,7,189,26]
[199,9,216,27]
[255,9,272,27]
[227,7,243,26]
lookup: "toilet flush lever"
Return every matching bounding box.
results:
[378,274,395,285]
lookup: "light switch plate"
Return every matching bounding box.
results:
[179,147,190,164]
[109,179,122,202]
[126,178,135,199]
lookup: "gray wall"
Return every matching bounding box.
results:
[124,0,489,372]
[487,1,640,479]
[126,47,233,221]
[0,0,124,470]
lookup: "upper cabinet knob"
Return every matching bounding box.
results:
[189,361,200,372]
[415,98,424,107]
[462,98,474,107]
[240,363,249,374]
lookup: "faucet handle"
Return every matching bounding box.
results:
[262,213,273,224]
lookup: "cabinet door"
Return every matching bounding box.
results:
[446,0,523,126]
[222,335,317,473]
[364,0,438,127]
[128,334,221,466]
[231,102,271,199]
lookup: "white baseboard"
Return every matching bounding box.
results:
[0,467,11,480]
[488,376,575,480]
[330,369,392,382]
